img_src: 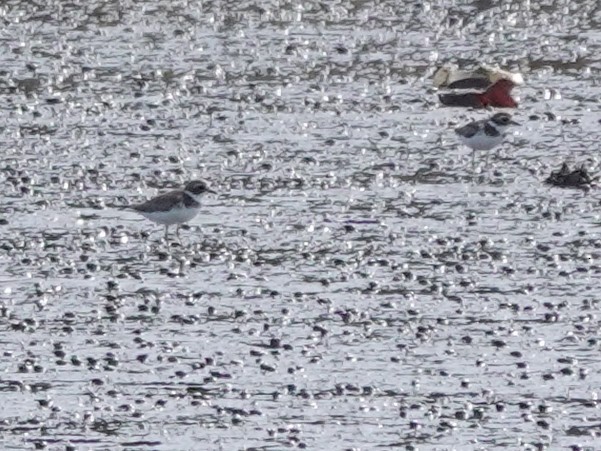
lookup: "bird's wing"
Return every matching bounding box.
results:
[132,190,184,212]
[455,121,481,138]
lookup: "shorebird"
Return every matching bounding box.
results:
[130,180,216,240]
[455,112,519,167]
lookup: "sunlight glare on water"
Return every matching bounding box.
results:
[0,0,601,450]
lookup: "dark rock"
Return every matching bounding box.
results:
[545,162,596,189]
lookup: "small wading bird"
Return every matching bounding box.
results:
[455,112,519,167]
[129,180,216,241]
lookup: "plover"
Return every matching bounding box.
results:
[455,112,519,166]
[130,180,216,240]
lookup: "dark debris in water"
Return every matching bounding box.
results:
[544,163,597,190]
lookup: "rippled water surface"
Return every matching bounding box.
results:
[2,0,601,450]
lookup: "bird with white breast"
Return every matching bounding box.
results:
[455,112,519,167]
[129,179,216,241]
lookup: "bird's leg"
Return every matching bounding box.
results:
[176,225,181,240]
[471,149,476,168]
[164,226,169,241]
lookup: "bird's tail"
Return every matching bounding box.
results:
[113,204,135,211]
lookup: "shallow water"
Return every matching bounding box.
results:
[1,0,601,450]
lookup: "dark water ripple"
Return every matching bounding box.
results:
[2,0,601,450]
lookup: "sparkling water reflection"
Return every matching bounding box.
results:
[1,0,601,450]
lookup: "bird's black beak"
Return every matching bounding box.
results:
[510,120,520,126]
[207,189,217,194]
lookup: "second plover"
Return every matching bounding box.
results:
[455,112,519,166]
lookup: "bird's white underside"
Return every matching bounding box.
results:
[460,133,504,151]
[139,206,200,225]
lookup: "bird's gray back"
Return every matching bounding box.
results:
[132,190,185,213]
[455,120,484,138]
